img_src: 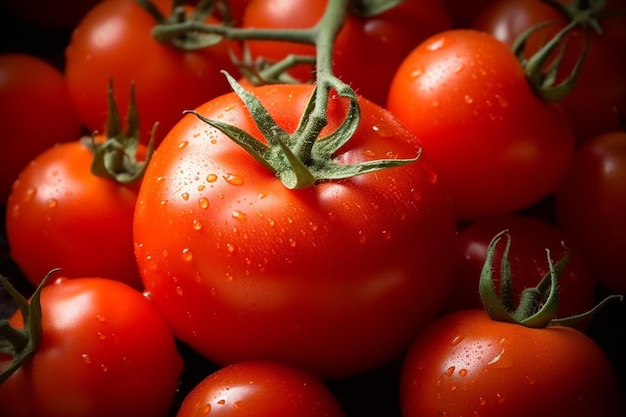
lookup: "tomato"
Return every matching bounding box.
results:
[64,0,239,144]
[554,128,626,293]
[443,0,493,28]
[133,83,458,379]
[0,53,81,204]
[0,275,183,417]
[176,360,345,417]
[443,214,597,329]
[400,309,624,417]
[386,29,575,220]
[5,137,148,289]
[241,0,451,106]
[472,0,626,142]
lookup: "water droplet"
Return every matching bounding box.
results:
[458,368,468,377]
[362,149,376,158]
[202,404,211,414]
[160,199,169,206]
[97,332,107,341]
[217,399,226,405]
[454,64,464,74]
[177,141,189,151]
[372,124,393,138]
[232,210,247,222]
[10,204,20,218]
[96,315,106,322]
[425,36,449,52]
[451,334,465,346]
[478,397,486,406]
[181,192,190,201]
[181,248,194,262]
[207,174,218,182]
[410,188,422,202]
[199,197,209,209]
[100,364,108,373]
[410,67,423,79]
[382,230,391,241]
[224,173,244,186]
[444,366,455,377]
[175,286,184,296]
[47,198,58,208]
[226,243,235,253]
[157,176,167,182]
[309,222,318,232]
[23,187,36,203]
[81,354,92,364]
[495,94,509,108]
[192,219,203,231]
[464,95,474,104]
[197,185,205,191]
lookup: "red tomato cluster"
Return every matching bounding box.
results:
[1,1,625,417]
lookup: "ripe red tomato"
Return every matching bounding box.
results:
[386,29,575,220]
[241,0,451,106]
[400,309,624,417]
[472,0,626,142]
[554,128,626,293]
[5,138,147,289]
[0,53,81,204]
[64,0,239,144]
[0,275,183,417]
[443,214,597,329]
[133,83,458,379]
[176,361,345,417]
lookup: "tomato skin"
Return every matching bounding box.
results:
[176,361,345,417]
[444,214,597,329]
[0,53,81,204]
[472,0,626,142]
[134,84,458,379]
[64,0,239,144]
[400,309,624,417]
[242,0,451,106]
[386,29,575,220]
[0,276,183,417]
[6,140,144,289]
[554,130,626,293]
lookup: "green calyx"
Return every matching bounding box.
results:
[516,0,625,102]
[479,230,622,329]
[81,80,155,184]
[0,269,59,383]
[190,72,420,189]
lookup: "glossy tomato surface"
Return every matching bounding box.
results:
[134,83,458,379]
[387,29,574,220]
[400,309,624,417]
[0,276,183,417]
[176,361,345,417]
[6,140,144,289]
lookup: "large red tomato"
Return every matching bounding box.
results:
[133,83,458,379]
[400,309,624,417]
[386,29,575,220]
[241,0,451,106]
[0,275,183,417]
[64,0,239,144]
[472,0,626,142]
[6,136,148,289]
